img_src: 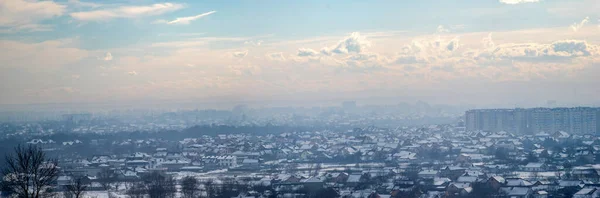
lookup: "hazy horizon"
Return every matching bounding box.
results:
[1,0,600,108]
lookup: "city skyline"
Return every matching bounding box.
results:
[1,0,600,107]
[466,107,600,135]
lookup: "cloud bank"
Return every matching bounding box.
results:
[70,3,184,21]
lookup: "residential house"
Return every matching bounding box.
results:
[574,188,600,198]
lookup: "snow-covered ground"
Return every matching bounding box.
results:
[79,191,110,198]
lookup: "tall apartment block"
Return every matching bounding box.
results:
[465,107,600,134]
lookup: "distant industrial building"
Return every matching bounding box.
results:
[465,107,600,134]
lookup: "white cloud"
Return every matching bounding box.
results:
[0,0,65,32]
[4,26,600,105]
[229,64,261,76]
[232,50,248,58]
[244,40,263,46]
[551,40,592,56]
[70,3,184,21]
[447,38,460,51]
[103,52,113,61]
[482,33,495,49]
[499,0,540,5]
[0,39,88,70]
[478,43,544,59]
[479,40,594,60]
[267,52,286,61]
[391,36,463,65]
[292,33,395,72]
[321,32,371,55]
[68,0,101,8]
[570,17,590,32]
[435,25,468,34]
[162,11,216,25]
[437,25,449,33]
[151,36,249,48]
[342,53,390,72]
[294,32,400,71]
[289,30,599,84]
[0,24,53,33]
[297,48,319,57]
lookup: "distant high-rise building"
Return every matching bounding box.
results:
[465,107,600,134]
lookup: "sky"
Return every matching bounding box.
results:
[0,0,599,108]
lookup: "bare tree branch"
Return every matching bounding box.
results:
[2,145,59,198]
[64,176,88,198]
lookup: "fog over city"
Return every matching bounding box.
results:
[1,0,600,198]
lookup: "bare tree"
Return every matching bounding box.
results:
[555,171,563,180]
[143,171,176,198]
[531,171,540,180]
[97,168,116,190]
[181,176,199,198]
[213,178,244,198]
[64,176,88,198]
[2,144,60,198]
[203,179,215,198]
[126,183,146,198]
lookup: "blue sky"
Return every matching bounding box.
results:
[1,0,599,107]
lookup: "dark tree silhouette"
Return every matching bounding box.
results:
[494,148,510,161]
[554,186,581,198]
[213,178,244,198]
[251,184,273,194]
[126,183,147,198]
[181,176,199,198]
[203,179,215,198]
[2,144,59,198]
[142,171,176,198]
[524,152,538,165]
[97,168,116,190]
[313,187,339,198]
[64,176,88,198]
[468,182,498,198]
